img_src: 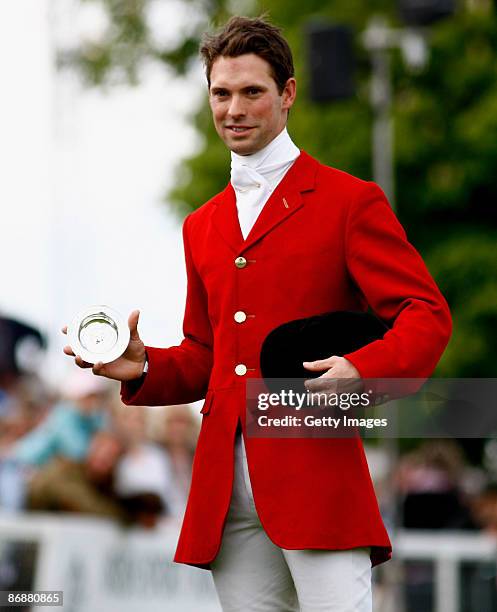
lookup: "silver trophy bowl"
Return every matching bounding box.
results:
[68,305,130,364]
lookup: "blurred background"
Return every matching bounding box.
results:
[1,0,497,610]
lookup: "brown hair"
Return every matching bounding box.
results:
[200,16,294,95]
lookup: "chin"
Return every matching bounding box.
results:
[221,131,261,155]
[234,147,255,155]
[229,139,262,156]
[229,143,254,155]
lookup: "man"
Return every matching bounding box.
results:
[64,16,452,611]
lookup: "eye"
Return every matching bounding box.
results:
[212,89,229,98]
[247,88,261,95]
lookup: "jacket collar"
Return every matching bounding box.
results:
[212,150,318,255]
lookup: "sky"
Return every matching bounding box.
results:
[0,0,208,385]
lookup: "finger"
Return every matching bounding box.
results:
[336,378,364,394]
[302,359,331,371]
[304,379,320,393]
[303,355,342,369]
[304,377,338,393]
[92,361,105,376]
[75,355,93,369]
[63,345,75,357]
[317,369,339,378]
[61,325,68,335]
[128,309,140,341]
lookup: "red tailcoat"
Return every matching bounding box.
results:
[122,151,452,568]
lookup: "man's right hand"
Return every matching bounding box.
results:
[62,309,146,382]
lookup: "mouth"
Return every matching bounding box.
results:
[225,126,254,135]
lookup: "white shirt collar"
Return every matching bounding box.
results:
[230,127,300,173]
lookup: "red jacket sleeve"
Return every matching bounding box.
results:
[343,182,452,384]
[121,214,213,406]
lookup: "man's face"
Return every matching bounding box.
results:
[86,432,122,481]
[209,53,296,156]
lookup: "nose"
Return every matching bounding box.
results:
[227,94,246,119]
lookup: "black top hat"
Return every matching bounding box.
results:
[260,311,389,386]
[0,317,45,377]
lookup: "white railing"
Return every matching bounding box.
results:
[0,512,221,612]
[1,514,496,612]
[395,530,497,612]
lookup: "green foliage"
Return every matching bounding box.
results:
[394,9,497,235]
[60,0,150,85]
[61,0,231,84]
[70,0,497,377]
[427,232,497,377]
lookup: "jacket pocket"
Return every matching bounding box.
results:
[200,391,213,415]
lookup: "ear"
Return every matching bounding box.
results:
[282,78,297,111]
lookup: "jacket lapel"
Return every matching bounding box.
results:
[211,151,318,255]
[211,183,244,253]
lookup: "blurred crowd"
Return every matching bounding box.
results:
[3,314,497,538]
[0,314,198,528]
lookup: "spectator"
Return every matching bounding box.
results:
[27,430,130,523]
[158,404,198,519]
[396,440,477,529]
[112,403,172,524]
[0,375,52,451]
[0,375,52,511]
[471,485,497,534]
[11,370,111,467]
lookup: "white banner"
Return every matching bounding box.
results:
[0,512,221,612]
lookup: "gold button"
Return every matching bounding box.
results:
[234,311,247,323]
[235,364,247,376]
[235,256,247,269]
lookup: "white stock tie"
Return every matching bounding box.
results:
[230,128,300,239]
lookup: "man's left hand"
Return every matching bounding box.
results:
[302,356,361,394]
